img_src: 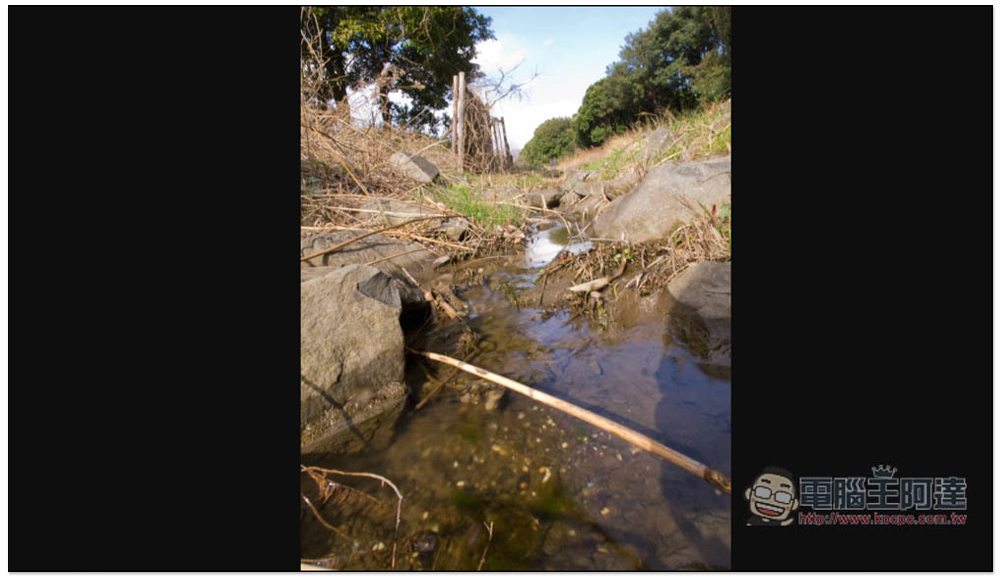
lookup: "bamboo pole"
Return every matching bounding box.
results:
[451,75,459,158]
[408,349,732,495]
[456,71,466,171]
[500,117,512,167]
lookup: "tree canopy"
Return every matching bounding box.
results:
[520,117,576,165]
[300,7,494,131]
[567,7,731,149]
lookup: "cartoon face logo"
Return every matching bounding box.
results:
[745,467,799,526]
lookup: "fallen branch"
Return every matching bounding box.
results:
[301,465,404,570]
[477,521,494,571]
[300,216,447,263]
[568,277,609,293]
[406,350,732,495]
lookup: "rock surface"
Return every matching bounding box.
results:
[591,157,731,243]
[389,152,440,183]
[665,261,731,366]
[300,264,409,454]
[301,231,436,281]
[526,188,563,209]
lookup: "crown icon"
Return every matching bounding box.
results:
[871,464,897,478]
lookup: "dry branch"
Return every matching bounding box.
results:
[407,350,732,494]
[300,216,446,263]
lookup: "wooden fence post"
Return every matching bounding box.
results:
[456,71,466,172]
[451,75,458,156]
[500,117,512,167]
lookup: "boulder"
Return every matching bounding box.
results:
[560,169,599,193]
[356,198,443,226]
[591,157,731,243]
[301,264,409,454]
[665,261,731,366]
[562,190,609,223]
[389,152,439,183]
[526,188,563,209]
[428,217,470,241]
[640,127,676,163]
[301,232,436,281]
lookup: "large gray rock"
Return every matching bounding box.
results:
[301,232,436,281]
[429,217,470,241]
[526,188,563,209]
[666,261,731,366]
[591,157,731,243]
[301,264,409,454]
[389,152,439,183]
[560,169,599,193]
[356,198,443,226]
[640,127,676,163]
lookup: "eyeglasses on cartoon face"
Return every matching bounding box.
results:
[753,485,794,504]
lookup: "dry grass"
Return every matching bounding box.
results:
[555,99,731,178]
[541,197,730,324]
[300,16,537,257]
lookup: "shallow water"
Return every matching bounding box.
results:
[301,224,731,570]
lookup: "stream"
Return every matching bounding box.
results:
[301,223,732,570]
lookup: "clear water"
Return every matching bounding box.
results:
[301,224,731,570]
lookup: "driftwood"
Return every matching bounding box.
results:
[408,349,732,495]
[300,216,447,263]
[568,277,609,293]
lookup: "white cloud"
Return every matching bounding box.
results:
[472,37,528,76]
[543,39,554,46]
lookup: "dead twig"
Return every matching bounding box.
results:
[301,465,404,570]
[300,216,446,263]
[405,351,732,495]
[477,521,494,571]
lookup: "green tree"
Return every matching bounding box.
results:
[571,75,641,148]
[521,117,576,165]
[300,7,493,128]
[616,7,730,109]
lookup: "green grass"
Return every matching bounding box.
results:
[652,101,731,164]
[432,182,523,228]
[578,144,641,179]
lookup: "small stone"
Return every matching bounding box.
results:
[601,507,611,516]
[561,442,569,449]
[453,461,459,468]
[422,511,429,520]
[517,412,526,420]
[373,542,386,552]
[456,481,465,488]
[491,444,509,456]
[616,453,623,461]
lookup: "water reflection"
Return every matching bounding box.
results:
[524,225,592,268]
[302,225,730,570]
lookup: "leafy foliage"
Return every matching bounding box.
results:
[520,117,576,165]
[571,75,642,148]
[301,7,494,131]
[571,7,731,149]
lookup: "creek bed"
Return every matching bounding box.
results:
[301,221,731,570]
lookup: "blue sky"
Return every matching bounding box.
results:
[470,6,667,150]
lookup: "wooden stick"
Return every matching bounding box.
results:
[365,247,432,267]
[300,216,446,263]
[408,349,732,495]
[452,75,459,157]
[457,72,466,171]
